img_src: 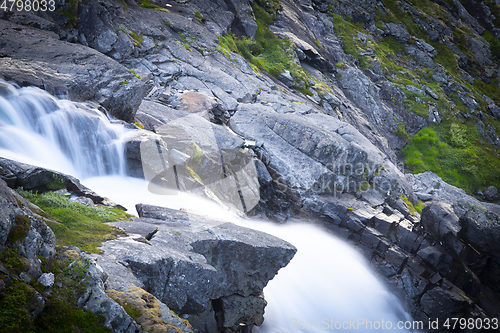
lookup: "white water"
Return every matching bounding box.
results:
[0,82,415,332]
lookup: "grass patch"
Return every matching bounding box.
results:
[193,10,204,22]
[138,0,168,11]
[217,3,312,91]
[401,124,500,193]
[18,191,130,253]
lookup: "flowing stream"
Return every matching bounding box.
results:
[0,82,416,332]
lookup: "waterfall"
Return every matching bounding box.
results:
[0,82,130,179]
[0,81,415,332]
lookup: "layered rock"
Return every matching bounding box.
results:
[94,204,296,332]
[0,18,147,121]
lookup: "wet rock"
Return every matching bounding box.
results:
[98,206,296,332]
[0,157,118,207]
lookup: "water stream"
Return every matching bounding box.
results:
[0,82,415,332]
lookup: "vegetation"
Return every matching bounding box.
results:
[33,252,111,333]
[18,191,130,253]
[401,124,500,193]
[138,0,168,11]
[325,0,500,194]
[217,3,312,94]
[193,10,204,22]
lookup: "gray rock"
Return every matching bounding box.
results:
[75,252,140,333]
[20,272,31,283]
[415,192,432,201]
[98,206,296,332]
[0,19,147,122]
[278,70,294,88]
[0,177,56,281]
[421,202,461,240]
[383,23,410,43]
[422,85,439,100]
[361,188,385,207]
[38,272,55,287]
[468,35,493,65]
[0,157,118,207]
[406,85,424,95]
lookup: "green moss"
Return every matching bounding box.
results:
[193,10,204,22]
[401,124,500,193]
[34,251,111,333]
[314,39,322,49]
[0,278,35,333]
[0,248,27,274]
[138,0,166,11]
[127,68,142,80]
[217,3,312,93]
[7,215,30,245]
[336,62,348,69]
[415,200,426,214]
[19,191,130,253]
[393,122,410,142]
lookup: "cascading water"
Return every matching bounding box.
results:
[0,82,130,179]
[0,82,415,332]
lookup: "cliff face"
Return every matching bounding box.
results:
[2,0,500,331]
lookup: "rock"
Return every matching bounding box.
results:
[415,192,432,201]
[96,206,296,332]
[38,272,55,287]
[422,85,439,100]
[468,35,493,66]
[361,188,385,207]
[0,19,147,122]
[432,68,448,84]
[278,70,294,88]
[421,202,461,240]
[225,0,258,38]
[20,272,32,283]
[69,251,141,333]
[106,287,194,333]
[170,91,218,114]
[484,186,498,201]
[428,106,441,124]
[0,177,56,279]
[406,85,424,95]
[383,23,410,43]
[0,157,118,207]
[405,44,436,68]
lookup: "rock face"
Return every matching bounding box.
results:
[0,157,120,208]
[0,177,56,279]
[0,18,147,121]
[94,205,296,332]
[2,0,500,328]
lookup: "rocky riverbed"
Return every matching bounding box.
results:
[1,0,500,332]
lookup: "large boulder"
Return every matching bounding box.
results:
[94,205,296,332]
